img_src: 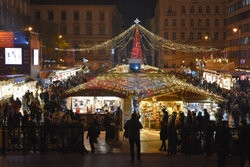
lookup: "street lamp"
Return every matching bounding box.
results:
[59,35,63,39]
[233,27,238,33]
[232,27,241,68]
[25,26,33,31]
[204,35,209,40]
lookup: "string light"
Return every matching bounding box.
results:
[56,24,218,53]
[64,65,224,102]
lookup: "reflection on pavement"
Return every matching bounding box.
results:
[84,129,162,154]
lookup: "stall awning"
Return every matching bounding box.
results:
[63,65,224,102]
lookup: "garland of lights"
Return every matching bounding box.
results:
[56,25,135,52]
[64,65,224,102]
[137,24,218,52]
[56,23,218,53]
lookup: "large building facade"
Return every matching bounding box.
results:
[0,0,30,31]
[155,0,227,68]
[226,0,250,68]
[30,0,123,69]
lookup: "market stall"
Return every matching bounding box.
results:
[0,75,37,101]
[62,64,224,130]
[202,69,233,90]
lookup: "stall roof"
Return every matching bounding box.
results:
[62,65,224,102]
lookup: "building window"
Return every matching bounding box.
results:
[223,32,226,40]
[172,19,176,26]
[87,26,92,35]
[205,32,210,39]
[74,11,79,20]
[35,11,40,20]
[99,26,105,35]
[198,19,202,26]
[164,49,168,54]
[206,19,210,26]
[73,25,80,35]
[206,6,210,13]
[168,6,173,13]
[181,6,185,14]
[198,6,202,13]
[164,32,168,39]
[214,32,218,40]
[61,25,67,35]
[190,32,194,40]
[172,32,176,40]
[87,11,92,21]
[198,32,202,40]
[191,6,194,13]
[190,19,194,26]
[48,11,53,20]
[99,11,105,21]
[181,19,185,26]
[172,50,176,55]
[61,11,66,20]
[215,6,220,13]
[181,32,185,40]
[215,19,219,26]
[164,19,168,26]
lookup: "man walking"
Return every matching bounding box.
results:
[124,112,143,161]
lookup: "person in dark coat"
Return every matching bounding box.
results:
[159,121,167,151]
[124,112,143,161]
[204,125,214,156]
[203,109,210,128]
[167,112,177,155]
[162,109,169,125]
[239,120,250,167]
[87,123,98,153]
[215,122,232,167]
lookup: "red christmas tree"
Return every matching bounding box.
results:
[130,26,143,64]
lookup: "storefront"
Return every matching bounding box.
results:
[50,67,83,82]
[202,70,233,90]
[0,76,37,101]
[66,96,124,114]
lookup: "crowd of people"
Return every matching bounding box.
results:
[0,67,249,166]
[170,70,250,126]
[158,108,250,166]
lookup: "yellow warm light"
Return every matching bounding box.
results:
[59,35,63,39]
[233,27,238,33]
[204,36,209,40]
[28,27,33,31]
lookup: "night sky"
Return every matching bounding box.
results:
[30,0,157,28]
[117,0,156,28]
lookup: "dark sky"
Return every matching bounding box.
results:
[116,0,157,28]
[30,0,157,28]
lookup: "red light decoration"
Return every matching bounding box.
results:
[130,27,143,64]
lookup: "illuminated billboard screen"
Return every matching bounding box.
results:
[5,48,22,65]
[33,49,39,65]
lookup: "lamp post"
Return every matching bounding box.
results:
[232,27,241,68]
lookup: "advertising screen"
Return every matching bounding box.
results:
[33,49,39,65]
[5,48,22,65]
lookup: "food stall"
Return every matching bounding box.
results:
[202,69,233,90]
[67,96,123,114]
[0,75,37,100]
